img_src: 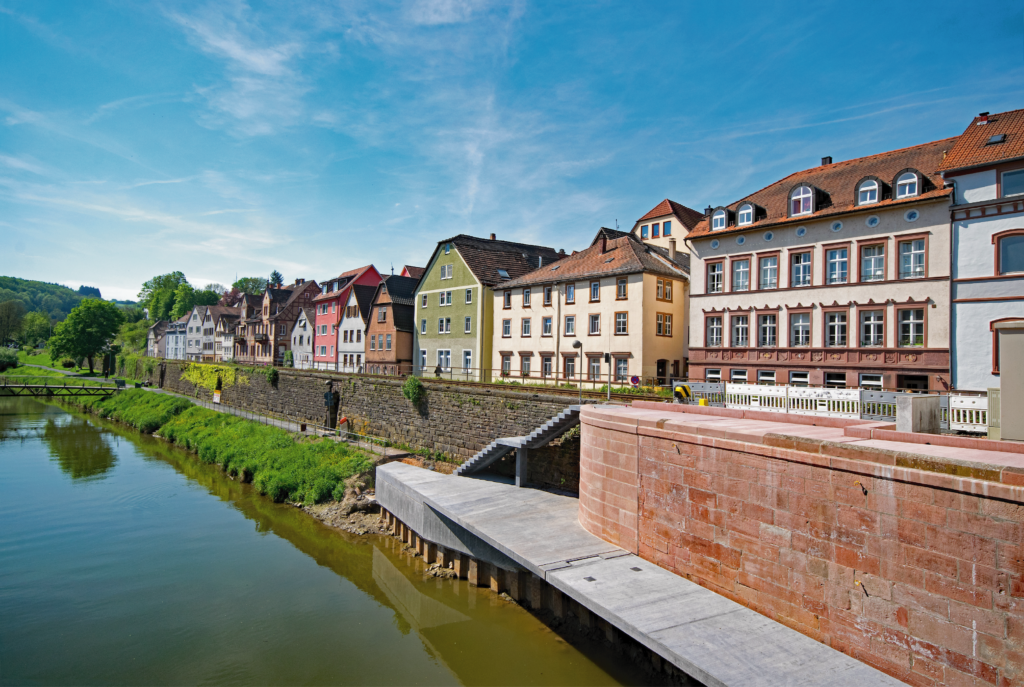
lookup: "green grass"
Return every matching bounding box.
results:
[1,373,114,387]
[74,390,374,504]
[17,350,97,375]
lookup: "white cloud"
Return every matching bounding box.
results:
[406,0,484,25]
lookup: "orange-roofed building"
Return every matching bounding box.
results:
[630,198,704,252]
[311,265,381,370]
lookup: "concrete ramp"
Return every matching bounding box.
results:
[376,462,903,687]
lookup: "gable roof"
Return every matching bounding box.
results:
[312,265,375,303]
[687,137,955,240]
[401,265,425,280]
[368,275,420,333]
[501,228,689,289]
[637,199,704,228]
[429,234,564,287]
[350,284,377,320]
[264,280,316,318]
[938,108,1024,173]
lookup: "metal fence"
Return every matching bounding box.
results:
[675,382,989,434]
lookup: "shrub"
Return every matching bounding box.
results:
[283,350,294,367]
[0,348,18,371]
[401,376,426,406]
[264,366,279,386]
[61,358,76,368]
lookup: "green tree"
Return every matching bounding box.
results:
[138,272,187,321]
[19,311,51,346]
[0,300,27,344]
[115,319,152,354]
[232,277,267,295]
[47,299,124,373]
[194,289,221,307]
[268,270,284,287]
[170,283,197,320]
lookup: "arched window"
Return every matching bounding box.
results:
[896,173,918,198]
[738,204,753,225]
[997,231,1024,275]
[791,186,813,216]
[858,180,878,205]
[712,210,727,230]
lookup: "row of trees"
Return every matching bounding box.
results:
[137,271,283,322]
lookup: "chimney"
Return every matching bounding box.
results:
[489,233,496,240]
[559,248,566,255]
[294,279,302,285]
[669,238,677,261]
[600,236,607,254]
[978,112,990,125]
[704,205,713,217]
[821,156,832,166]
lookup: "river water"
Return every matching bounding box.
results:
[0,399,642,686]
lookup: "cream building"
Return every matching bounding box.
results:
[629,198,705,252]
[490,228,689,386]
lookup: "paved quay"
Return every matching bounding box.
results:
[377,461,902,687]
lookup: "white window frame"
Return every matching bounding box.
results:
[462,349,472,374]
[791,186,813,216]
[899,240,925,279]
[542,316,552,336]
[464,316,471,334]
[759,256,778,289]
[826,312,848,347]
[738,204,753,225]
[732,315,749,347]
[615,312,627,335]
[707,316,722,347]
[712,210,726,230]
[522,318,531,336]
[896,173,918,198]
[565,315,575,336]
[421,319,426,334]
[899,309,925,347]
[732,259,749,291]
[758,314,777,347]
[589,314,600,335]
[790,312,810,347]
[502,319,511,337]
[437,349,451,371]
[707,262,724,293]
[861,310,884,347]
[465,288,472,304]
[827,248,848,284]
[858,180,878,205]
[862,245,885,282]
[523,289,531,307]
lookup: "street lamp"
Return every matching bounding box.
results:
[572,339,582,406]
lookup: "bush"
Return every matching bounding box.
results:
[61,358,75,368]
[0,348,18,371]
[401,376,426,406]
[283,350,293,368]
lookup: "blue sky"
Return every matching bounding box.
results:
[2,1,1023,300]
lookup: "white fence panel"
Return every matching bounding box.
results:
[787,387,861,418]
[949,395,988,433]
[860,391,900,423]
[724,383,788,412]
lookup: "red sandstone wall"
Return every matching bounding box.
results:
[580,409,1024,687]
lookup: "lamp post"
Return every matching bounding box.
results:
[572,339,582,406]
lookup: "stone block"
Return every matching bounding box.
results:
[895,395,941,434]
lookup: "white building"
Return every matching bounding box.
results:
[165,317,188,360]
[185,307,203,361]
[940,109,1024,391]
[290,308,314,369]
[338,284,376,373]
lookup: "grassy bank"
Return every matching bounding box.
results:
[73,390,375,504]
[17,351,97,375]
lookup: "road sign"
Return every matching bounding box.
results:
[630,375,640,387]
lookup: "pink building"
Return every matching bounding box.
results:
[311,265,381,370]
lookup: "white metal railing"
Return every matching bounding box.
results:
[676,382,988,434]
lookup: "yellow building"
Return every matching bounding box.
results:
[490,228,689,386]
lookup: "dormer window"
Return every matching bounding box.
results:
[737,204,753,226]
[712,211,726,230]
[497,268,510,280]
[791,186,813,216]
[858,180,878,205]
[896,173,918,198]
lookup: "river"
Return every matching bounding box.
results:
[0,398,643,686]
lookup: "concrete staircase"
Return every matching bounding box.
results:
[455,406,581,479]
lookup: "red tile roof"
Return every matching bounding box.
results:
[637,199,704,228]
[937,108,1024,172]
[687,138,955,240]
[312,265,374,303]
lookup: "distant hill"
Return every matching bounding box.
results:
[0,276,86,321]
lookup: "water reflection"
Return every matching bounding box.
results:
[43,415,118,480]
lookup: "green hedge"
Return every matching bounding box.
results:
[76,390,373,504]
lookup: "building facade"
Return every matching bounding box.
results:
[146,321,167,358]
[235,279,319,366]
[939,109,1024,391]
[413,234,563,381]
[492,228,690,386]
[338,285,376,373]
[185,307,204,361]
[165,317,187,360]
[630,198,704,253]
[365,275,418,375]
[311,266,381,371]
[289,308,314,369]
[687,139,955,390]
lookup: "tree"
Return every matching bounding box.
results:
[202,283,227,295]
[194,289,221,307]
[47,299,124,373]
[115,319,151,354]
[138,272,187,321]
[268,270,284,287]
[232,277,267,295]
[0,299,27,344]
[170,283,196,320]
[19,311,51,346]
[77,285,102,298]
[121,306,146,324]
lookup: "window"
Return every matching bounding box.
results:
[502,355,511,376]
[791,186,813,216]
[442,317,451,333]
[465,289,473,304]
[343,331,348,343]
[616,278,627,299]
[589,314,600,335]
[444,243,451,254]
[522,318,532,336]
[663,221,672,236]
[378,306,387,322]
[732,260,750,291]
[707,263,724,293]
[758,314,777,347]
[441,291,452,306]
[861,311,884,346]
[420,350,426,370]
[521,356,531,376]
[566,284,575,303]
[1003,170,1024,197]
[542,316,552,335]
[421,319,426,334]
[730,369,748,383]
[860,373,883,390]
[523,289,531,307]
[738,204,753,225]
[356,330,361,342]
[712,211,726,230]
[641,225,649,239]
[861,245,885,281]
[826,248,848,284]
[615,358,629,382]
[543,286,552,305]
[705,368,721,383]
[460,350,471,373]
[615,312,628,335]
[464,316,472,333]
[706,316,723,346]
[656,313,673,336]
[565,357,576,379]
[899,239,925,279]
[497,268,510,280]
[759,256,778,289]
[899,309,924,347]
[441,264,453,279]
[369,336,376,351]
[503,291,511,308]
[421,294,428,307]
[437,349,451,370]
[378,334,384,351]
[385,334,391,351]
[826,312,847,347]
[1000,234,1024,274]
[896,173,918,198]
[502,319,511,337]
[858,180,878,205]
[790,371,809,387]
[320,345,328,356]
[790,313,810,346]
[565,316,575,336]
[659,279,673,301]
[590,281,600,301]
[589,357,601,380]
[732,315,749,347]
[543,356,553,377]
[791,252,811,287]
[758,370,776,385]
[825,373,847,389]
[652,223,660,238]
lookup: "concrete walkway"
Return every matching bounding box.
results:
[377,462,902,687]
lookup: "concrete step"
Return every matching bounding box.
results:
[456,406,582,478]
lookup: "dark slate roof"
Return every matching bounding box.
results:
[434,234,564,286]
[402,265,425,280]
[502,228,689,289]
[352,284,377,321]
[381,275,419,306]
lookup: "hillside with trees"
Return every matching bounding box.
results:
[0,276,85,321]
